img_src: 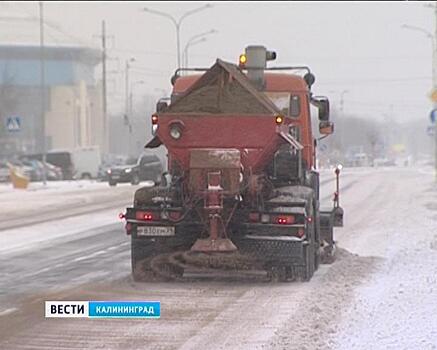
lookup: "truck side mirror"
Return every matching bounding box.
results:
[318,98,330,121]
[311,96,330,121]
[156,101,168,113]
[319,121,334,135]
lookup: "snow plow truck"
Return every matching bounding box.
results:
[121,45,344,282]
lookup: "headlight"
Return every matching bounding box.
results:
[169,126,182,140]
[125,168,132,173]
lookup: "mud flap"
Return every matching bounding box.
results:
[236,236,306,264]
[319,210,335,263]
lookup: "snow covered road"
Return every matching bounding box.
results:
[0,180,144,230]
[0,167,435,350]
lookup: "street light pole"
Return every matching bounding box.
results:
[182,29,217,68]
[402,24,435,84]
[184,37,206,68]
[143,4,213,68]
[101,20,108,153]
[39,1,47,185]
[329,90,349,152]
[129,80,145,118]
[128,80,145,156]
[402,19,437,181]
[339,90,349,153]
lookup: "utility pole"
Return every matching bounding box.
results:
[125,60,131,124]
[124,58,135,156]
[101,20,108,153]
[39,1,47,185]
[93,22,114,153]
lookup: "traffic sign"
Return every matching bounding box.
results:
[6,116,21,132]
[431,109,437,124]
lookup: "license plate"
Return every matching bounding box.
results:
[112,175,120,179]
[137,226,175,236]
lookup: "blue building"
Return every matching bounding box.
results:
[0,14,103,156]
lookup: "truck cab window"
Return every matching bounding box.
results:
[265,92,300,118]
[290,95,300,117]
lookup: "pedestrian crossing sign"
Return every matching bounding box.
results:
[6,116,21,132]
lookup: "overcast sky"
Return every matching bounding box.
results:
[1,1,435,123]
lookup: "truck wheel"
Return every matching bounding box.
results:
[131,173,140,185]
[273,186,318,281]
[300,241,315,281]
[109,180,117,186]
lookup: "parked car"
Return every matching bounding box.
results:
[20,158,63,181]
[24,152,75,180]
[45,161,64,180]
[8,159,39,181]
[107,153,163,186]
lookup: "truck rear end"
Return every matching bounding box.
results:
[122,46,343,281]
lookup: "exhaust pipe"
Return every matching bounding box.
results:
[243,45,276,90]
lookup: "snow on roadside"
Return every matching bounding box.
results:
[267,168,436,350]
[0,207,125,255]
[267,249,380,350]
[0,179,108,195]
[0,180,148,222]
[331,169,437,349]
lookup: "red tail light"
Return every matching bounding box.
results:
[118,213,125,220]
[275,215,295,225]
[135,211,156,221]
[151,114,158,125]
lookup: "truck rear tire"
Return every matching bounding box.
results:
[300,241,315,281]
[272,185,318,281]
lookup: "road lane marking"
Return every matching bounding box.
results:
[0,307,17,316]
[73,249,109,262]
